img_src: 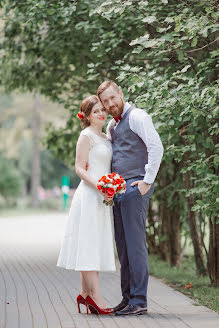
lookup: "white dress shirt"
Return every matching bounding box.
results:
[106,102,164,184]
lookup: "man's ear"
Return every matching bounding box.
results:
[119,90,124,100]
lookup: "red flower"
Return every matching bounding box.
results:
[101,188,107,194]
[107,188,115,197]
[97,185,102,190]
[77,112,84,119]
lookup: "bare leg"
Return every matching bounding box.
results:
[80,272,89,299]
[81,271,106,308]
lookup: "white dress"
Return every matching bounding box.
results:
[56,127,116,271]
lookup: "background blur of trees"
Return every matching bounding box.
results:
[0,91,80,207]
[0,0,218,285]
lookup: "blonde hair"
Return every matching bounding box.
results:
[97,80,120,97]
[79,95,99,128]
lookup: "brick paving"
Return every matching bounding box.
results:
[0,213,218,328]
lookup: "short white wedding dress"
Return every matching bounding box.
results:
[57,127,116,271]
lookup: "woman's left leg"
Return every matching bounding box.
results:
[81,271,106,308]
[80,272,89,299]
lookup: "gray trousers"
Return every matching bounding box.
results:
[113,176,154,307]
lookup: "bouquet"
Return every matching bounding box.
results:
[97,172,126,206]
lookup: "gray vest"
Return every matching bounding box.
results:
[109,105,148,180]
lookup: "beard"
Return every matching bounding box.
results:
[109,99,124,117]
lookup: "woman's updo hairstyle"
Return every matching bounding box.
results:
[79,95,99,128]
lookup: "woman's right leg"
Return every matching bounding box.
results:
[81,271,106,308]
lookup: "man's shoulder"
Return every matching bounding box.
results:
[130,106,151,120]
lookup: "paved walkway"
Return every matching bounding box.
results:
[0,213,218,328]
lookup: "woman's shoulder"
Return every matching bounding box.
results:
[79,127,97,148]
[80,127,93,138]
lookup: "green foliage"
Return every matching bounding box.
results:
[87,0,219,222]
[0,152,21,200]
[17,140,80,190]
[41,149,80,188]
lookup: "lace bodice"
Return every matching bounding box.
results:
[80,127,112,180]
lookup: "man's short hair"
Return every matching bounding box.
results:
[97,80,120,97]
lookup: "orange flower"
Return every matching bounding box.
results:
[184,283,192,289]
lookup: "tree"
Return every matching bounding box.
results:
[0,152,21,204]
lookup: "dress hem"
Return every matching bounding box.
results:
[56,264,116,272]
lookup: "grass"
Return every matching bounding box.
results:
[149,254,219,313]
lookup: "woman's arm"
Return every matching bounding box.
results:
[75,135,113,202]
[75,135,97,189]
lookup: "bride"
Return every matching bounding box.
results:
[56,95,116,315]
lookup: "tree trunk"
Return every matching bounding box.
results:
[159,199,171,262]
[169,206,181,267]
[169,161,182,267]
[147,202,159,254]
[208,218,219,286]
[31,93,41,207]
[183,171,206,275]
[158,171,171,262]
[160,162,181,266]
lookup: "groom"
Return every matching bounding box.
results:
[97,81,164,316]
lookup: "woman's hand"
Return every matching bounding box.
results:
[99,190,114,203]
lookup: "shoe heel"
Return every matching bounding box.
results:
[77,302,81,313]
[89,304,99,315]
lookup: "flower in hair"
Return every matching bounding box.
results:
[77,112,84,119]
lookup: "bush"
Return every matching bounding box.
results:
[0,153,21,203]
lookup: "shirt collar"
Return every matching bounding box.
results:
[121,102,131,118]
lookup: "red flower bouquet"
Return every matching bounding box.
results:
[97,172,126,206]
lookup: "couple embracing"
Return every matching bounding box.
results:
[57,81,164,316]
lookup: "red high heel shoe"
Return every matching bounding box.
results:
[76,294,97,314]
[77,294,88,314]
[85,296,114,315]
